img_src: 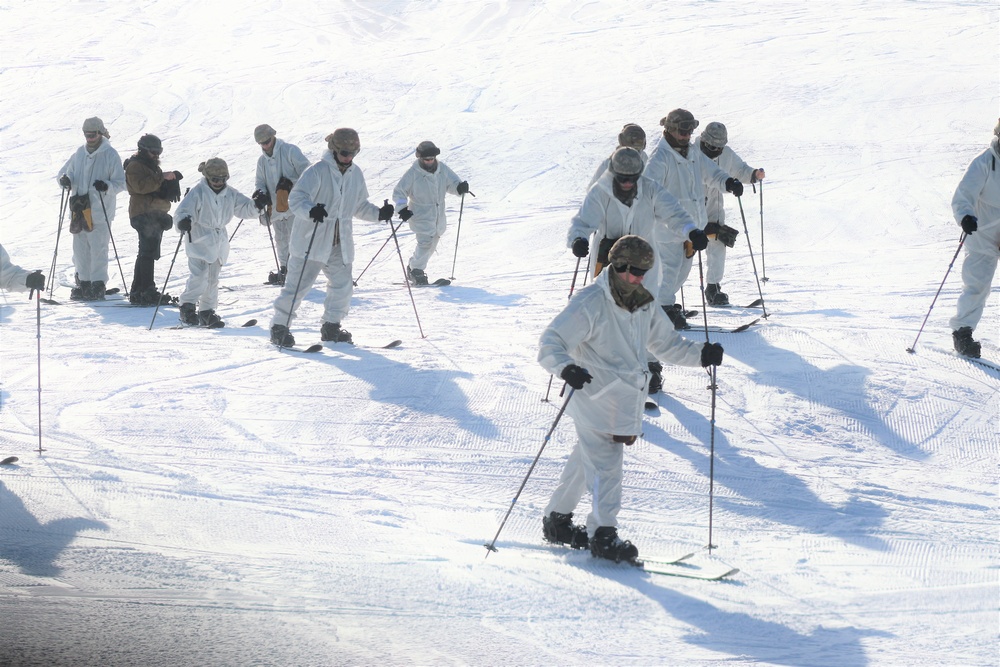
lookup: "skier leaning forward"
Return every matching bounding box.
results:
[538,235,724,563]
[567,146,698,396]
[269,128,394,347]
[174,158,258,328]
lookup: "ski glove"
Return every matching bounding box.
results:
[961,215,978,234]
[173,171,184,181]
[93,180,109,193]
[176,216,192,233]
[688,229,709,252]
[398,207,414,222]
[309,204,327,223]
[700,342,724,367]
[252,189,271,211]
[59,175,71,189]
[378,200,395,222]
[572,237,589,258]
[457,181,470,195]
[25,270,45,291]
[725,178,743,197]
[561,364,593,390]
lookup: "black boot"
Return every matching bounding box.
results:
[320,322,353,343]
[198,309,224,328]
[542,512,589,549]
[87,280,106,301]
[647,361,663,395]
[408,266,429,286]
[270,325,295,347]
[71,281,92,301]
[705,283,730,306]
[953,327,981,358]
[179,303,198,325]
[589,526,639,563]
[662,304,690,330]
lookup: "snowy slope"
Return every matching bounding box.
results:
[1,1,997,665]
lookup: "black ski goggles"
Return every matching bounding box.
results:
[612,264,649,277]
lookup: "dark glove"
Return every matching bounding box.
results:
[457,181,470,195]
[276,177,293,191]
[701,342,724,367]
[961,214,978,234]
[59,175,71,189]
[560,364,593,390]
[176,216,192,233]
[378,200,394,222]
[688,229,709,252]
[725,178,744,197]
[173,171,183,181]
[309,204,327,223]
[25,270,45,291]
[252,189,271,211]
[399,207,414,222]
[93,180,108,193]
[571,237,589,258]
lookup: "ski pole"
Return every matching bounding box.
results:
[148,234,184,330]
[695,251,718,550]
[279,217,325,347]
[906,233,966,353]
[758,180,768,282]
[387,200,426,338]
[736,195,769,318]
[484,388,574,556]
[228,218,245,243]
[354,219,404,286]
[262,209,281,273]
[567,255,582,300]
[96,189,128,295]
[46,188,70,304]
[449,190,474,280]
[30,287,46,455]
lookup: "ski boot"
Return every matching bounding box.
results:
[198,309,224,328]
[647,361,663,395]
[70,281,92,301]
[266,266,286,285]
[86,280,106,301]
[953,327,981,358]
[270,325,295,347]
[408,266,429,286]
[589,526,639,563]
[320,322,353,343]
[179,303,199,326]
[662,304,691,330]
[542,511,589,549]
[705,283,730,306]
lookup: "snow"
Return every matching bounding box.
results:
[0,1,997,665]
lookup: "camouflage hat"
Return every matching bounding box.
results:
[415,140,440,158]
[327,128,360,154]
[700,121,728,148]
[618,124,646,151]
[82,117,110,138]
[608,235,655,271]
[254,124,276,143]
[137,134,162,153]
[660,109,699,134]
[198,157,229,179]
[610,147,644,177]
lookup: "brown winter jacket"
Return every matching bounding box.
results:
[126,153,171,219]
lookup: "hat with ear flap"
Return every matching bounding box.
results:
[618,124,646,151]
[415,140,440,158]
[607,234,655,271]
[254,124,276,143]
[198,157,229,179]
[700,121,728,149]
[660,109,698,134]
[82,117,110,139]
[327,128,360,154]
[610,147,644,177]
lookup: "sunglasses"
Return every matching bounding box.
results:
[84,131,99,138]
[206,175,228,185]
[612,264,648,277]
[258,138,274,146]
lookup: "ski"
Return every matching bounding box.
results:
[276,342,324,354]
[168,319,256,331]
[633,559,739,581]
[393,278,451,287]
[327,339,403,350]
[637,552,697,566]
[702,318,761,334]
[0,456,18,466]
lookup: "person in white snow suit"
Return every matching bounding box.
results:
[125,133,183,305]
[568,147,698,395]
[391,140,469,285]
[696,121,765,306]
[586,123,648,191]
[252,124,311,286]
[644,109,744,329]
[0,244,45,294]
[538,235,724,562]
[56,117,126,301]
[174,158,258,328]
[949,118,1000,358]
[269,128,394,347]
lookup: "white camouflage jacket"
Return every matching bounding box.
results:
[391,160,462,237]
[56,140,126,226]
[952,137,1000,257]
[173,180,258,265]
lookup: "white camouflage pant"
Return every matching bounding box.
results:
[949,248,998,331]
[407,229,443,272]
[180,257,222,311]
[270,247,353,329]
[71,221,112,283]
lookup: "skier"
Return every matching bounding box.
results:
[644,109,744,329]
[252,124,311,286]
[56,117,126,301]
[568,147,699,395]
[696,121,765,306]
[586,123,648,190]
[174,158,258,328]
[391,140,469,285]
[538,235,724,562]
[269,129,394,347]
[0,244,45,293]
[949,117,1000,358]
[125,134,182,305]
